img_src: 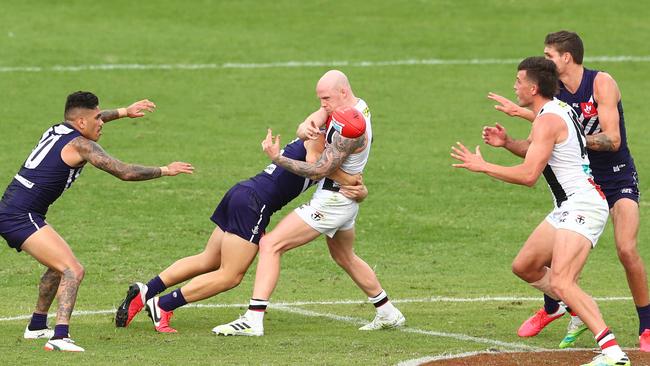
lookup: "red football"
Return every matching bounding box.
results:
[331,107,366,138]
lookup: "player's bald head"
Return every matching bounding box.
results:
[317,70,350,93]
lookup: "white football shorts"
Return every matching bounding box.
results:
[545,189,609,247]
[295,195,359,238]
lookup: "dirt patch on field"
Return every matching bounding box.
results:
[422,350,650,365]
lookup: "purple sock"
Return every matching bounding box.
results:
[544,294,560,314]
[145,276,167,301]
[28,312,48,331]
[637,304,650,335]
[52,324,69,340]
[158,289,187,312]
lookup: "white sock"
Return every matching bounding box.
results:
[369,290,397,317]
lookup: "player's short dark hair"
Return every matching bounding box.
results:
[545,30,584,65]
[518,57,559,99]
[64,91,99,119]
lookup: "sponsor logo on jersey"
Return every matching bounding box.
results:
[575,215,585,225]
[613,163,626,172]
[559,211,569,223]
[580,102,598,118]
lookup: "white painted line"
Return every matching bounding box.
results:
[396,347,639,366]
[273,305,544,351]
[0,295,633,322]
[0,56,648,73]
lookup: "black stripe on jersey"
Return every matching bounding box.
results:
[585,119,600,136]
[326,126,336,144]
[322,178,340,192]
[568,109,587,158]
[543,165,567,207]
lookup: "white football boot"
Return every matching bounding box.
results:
[24,325,54,339]
[359,309,406,330]
[44,338,85,352]
[212,314,263,336]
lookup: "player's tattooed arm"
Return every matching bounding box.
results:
[99,109,120,122]
[69,136,162,180]
[275,133,366,180]
[586,133,616,151]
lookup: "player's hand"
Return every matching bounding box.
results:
[340,183,368,202]
[164,162,194,176]
[305,120,322,140]
[262,129,281,161]
[126,99,156,118]
[488,92,521,117]
[482,123,508,147]
[451,142,486,172]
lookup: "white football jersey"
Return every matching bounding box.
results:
[313,98,372,202]
[539,98,599,207]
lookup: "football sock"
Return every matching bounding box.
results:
[636,303,650,335]
[369,290,397,317]
[28,312,47,331]
[596,327,625,360]
[145,276,167,301]
[158,289,187,312]
[543,294,561,315]
[246,299,268,324]
[51,324,69,340]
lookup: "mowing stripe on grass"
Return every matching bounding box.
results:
[0,56,648,73]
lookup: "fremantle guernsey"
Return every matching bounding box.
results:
[539,99,601,208]
[557,68,636,182]
[240,138,317,213]
[0,123,84,216]
[316,98,372,202]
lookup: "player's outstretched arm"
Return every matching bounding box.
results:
[297,108,328,140]
[488,92,536,122]
[100,99,156,123]
[263,129,363,181]
[67,136,193,180]
[587,72,621,151]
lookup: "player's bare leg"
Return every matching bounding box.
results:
[326,228,405,330]
[23,268,61,340]
[611,198,650,350]
[116,227,224,328]
[22,226,85,351]
[213,212,320,336]
[159,227,224,286]
[180,233,257,302]
[550,229,628,364]
[512,221,566,337]
[252,212,320,300]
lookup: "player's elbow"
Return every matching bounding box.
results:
[521,173,538,187]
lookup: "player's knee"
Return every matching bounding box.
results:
[616,242,640,265]
[65,262,85,282]
[330,251,354,268]
[511,260,532,280]
[259,237,283,255]
[549,275,570,299]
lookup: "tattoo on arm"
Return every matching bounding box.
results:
[275,133,366,180]
[70,137,162,180]
[100,109,120,122]
[586,133,615,151]
[36,269,61,313]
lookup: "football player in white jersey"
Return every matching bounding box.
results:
[452,57,629,366]
[212,70,404,337]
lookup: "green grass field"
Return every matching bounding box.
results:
[1,1,649,364]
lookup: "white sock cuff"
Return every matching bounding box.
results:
[368,290,387,304]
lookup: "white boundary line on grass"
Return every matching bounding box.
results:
[0,295,632,322]
[0,55,649,73]
[273,305,542,351]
